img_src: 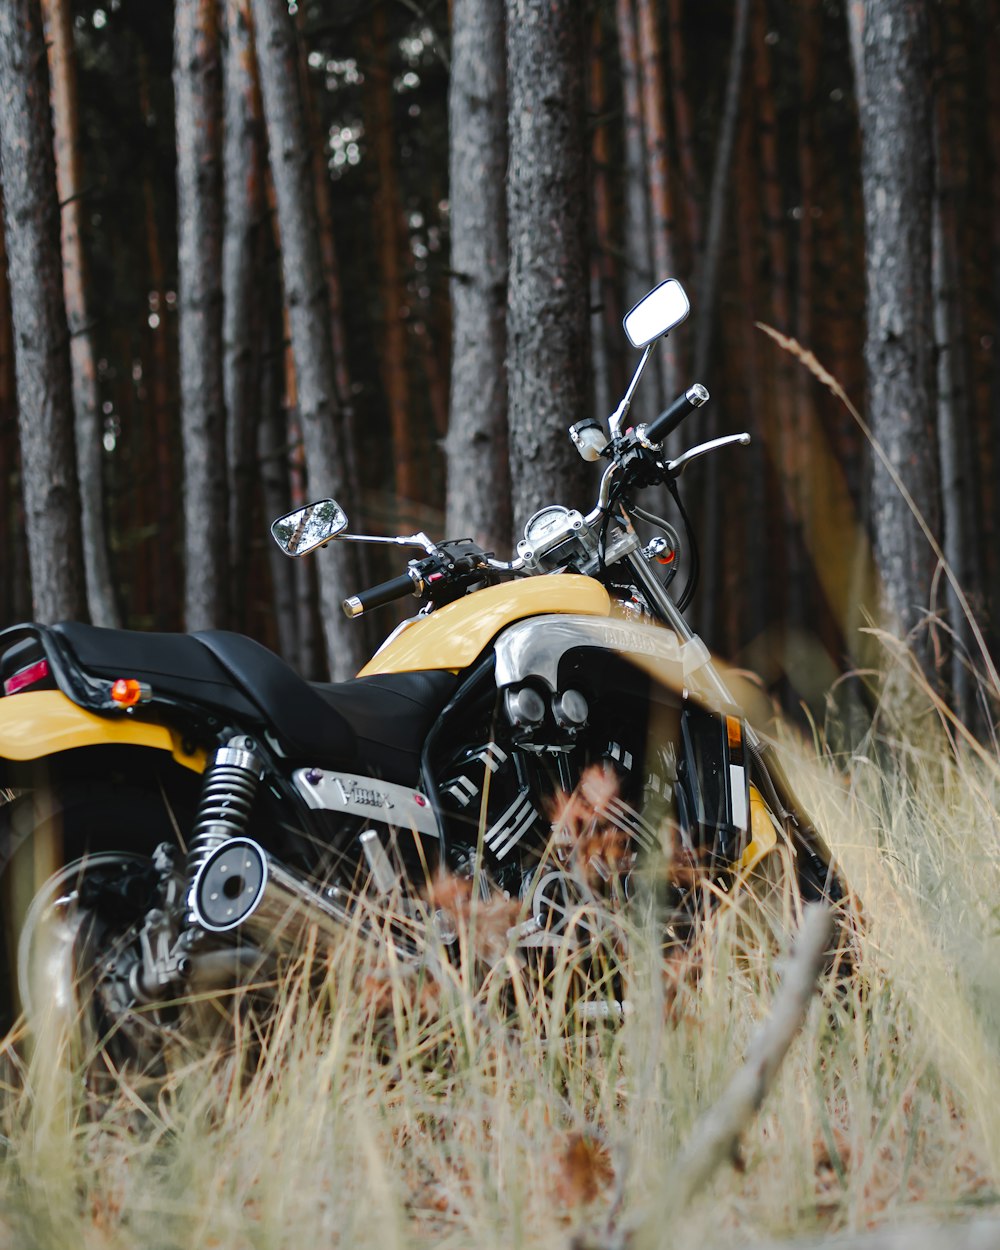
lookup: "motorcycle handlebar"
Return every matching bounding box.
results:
[342,570,420,618]
[643,383,710,446]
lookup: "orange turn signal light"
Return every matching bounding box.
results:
[111,678,145,707]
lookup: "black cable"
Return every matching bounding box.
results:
[597,477,627,573]
[668,479,699,611]
[632,505,682,552]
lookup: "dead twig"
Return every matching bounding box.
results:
[666,903,835,1211]
[744,1217,1000,1250]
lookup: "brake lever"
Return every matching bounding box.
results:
[667,432,750,477]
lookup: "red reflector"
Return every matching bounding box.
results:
[3,658,50,696]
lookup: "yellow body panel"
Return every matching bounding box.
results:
[0,690,206,773]
[358,575,613,676]
[739,784,780,870]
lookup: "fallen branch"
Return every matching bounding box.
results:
[744,1217,1000,1250]
[668,902,835,1210]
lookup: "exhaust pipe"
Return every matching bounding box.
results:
[189,837,354,952]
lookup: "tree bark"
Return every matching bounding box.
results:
[0,0,86,623]
[250,0,363,679]
[295,21,365,547]
[0,188,26,626]
[365,1,417,516]
[614,0,656,427]
[138,47,180,631]
[665,0,701,264]
[751,0,803,631]
[636,0,680,407]
[221,0,264,632]
[41,0,120,629]
[932,1,978,723]
[733,110,771,655]
[445,0,511,554]
[694,0,751,645]
[258,338,300,666]
[693,0,750,383]
[859,0,941,656]
[175,0,228,630]
[505,0,592,535]
[588,10,621,425]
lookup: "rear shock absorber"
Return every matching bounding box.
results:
[186,737,263,918]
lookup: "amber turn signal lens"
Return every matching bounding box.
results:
[111,678,144,707]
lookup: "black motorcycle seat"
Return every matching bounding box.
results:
[197,631,457,783]
[53,622,358,766]
[53,621,266,724]
[51,623,455,784]
[312,669,458,786]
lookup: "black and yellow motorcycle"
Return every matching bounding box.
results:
[0,279,847,1064]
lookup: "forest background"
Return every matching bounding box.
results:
[0,0,997,734]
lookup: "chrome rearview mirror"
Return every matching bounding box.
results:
[622,279,690,348]
[271,499,348,557]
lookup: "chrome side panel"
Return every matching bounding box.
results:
[492,614,712,694]
[292,768,440,837]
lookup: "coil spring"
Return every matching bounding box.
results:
[186,738,263,883]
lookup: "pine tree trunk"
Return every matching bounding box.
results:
[846,0,866,109]
[0,0,86,623]
[694,0,750,644]
[693,0,749,383]
[445,0,511,553]
[636,0,680,407]
[985,18,1000,662]
[733,111,770,654]
[222,0,264,631]
[295,13,367,557]
[614,0,656,427]
[751,0,803,631]
[665,0,701,263]
[366,1,417,517]
[588,10,621,424]
[258,333,300,665]
[250,0,363,679]
[175,0,228,630]
[932,1,978,722]
[41,0,120,629]
[138,48,180,630]
[505,0,592,535]
[859,0,941,658]
[0,189,24,625]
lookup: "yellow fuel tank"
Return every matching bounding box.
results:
[358,575,612,676]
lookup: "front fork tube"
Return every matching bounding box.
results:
[623,549,837,877]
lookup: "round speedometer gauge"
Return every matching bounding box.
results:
[522,505,573,547]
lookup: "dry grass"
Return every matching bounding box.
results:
[1,655,999,1250]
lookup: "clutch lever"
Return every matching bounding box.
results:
[667,432,751,477]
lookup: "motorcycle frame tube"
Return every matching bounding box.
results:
[358,575,612,677]
[419,652,499,856]
[0,689,206,774]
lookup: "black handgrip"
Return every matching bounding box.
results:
[644,383,710,446]
[342,570,419,618]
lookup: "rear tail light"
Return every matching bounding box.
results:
[3,658,51,696]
